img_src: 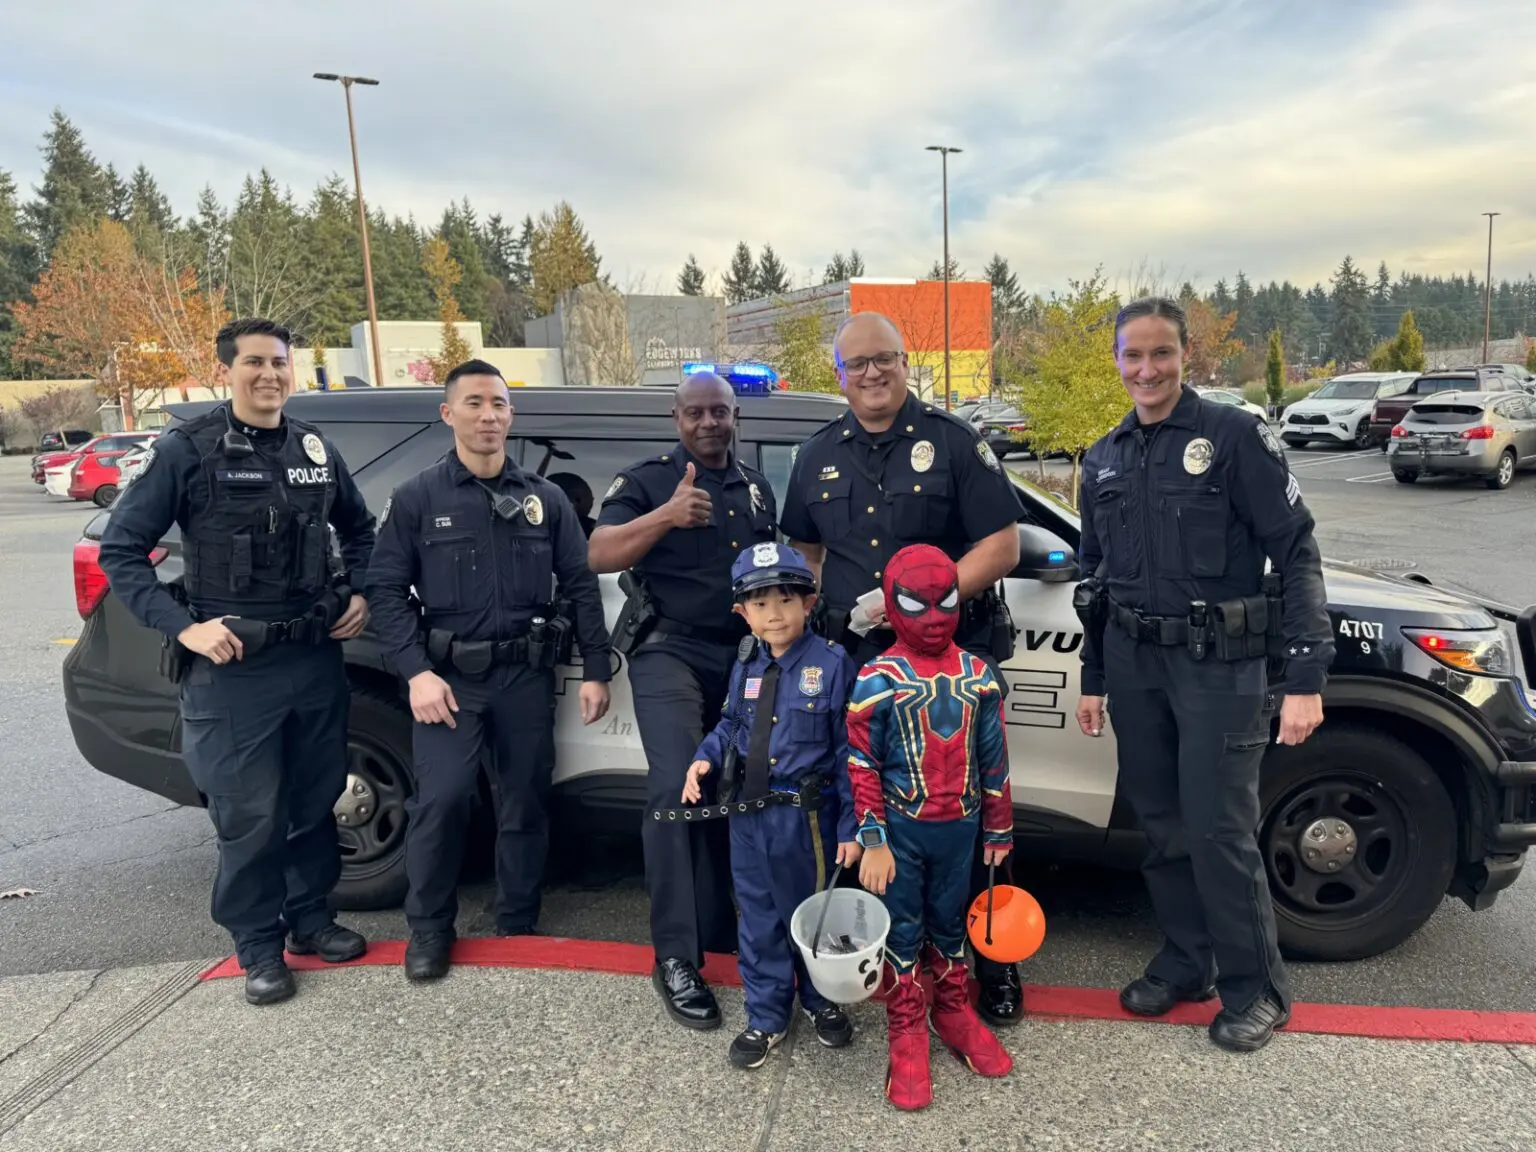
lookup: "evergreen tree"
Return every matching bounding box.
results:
[1327,255,1373,365]
[298,176,366,347]
[368,212,433,322]
[677,254,705,295]
[184,185,229,295]
[928,255,964,280]
[722,242,755,305]
[846,249,866,277]
[479,212,518,282]
[984,254,1024,338]
[528,200,602,316]
[225,171,313,332]
[1232,271,1254,331]
[0,170,39,377]
[824,251,851,284]
[754,243,790,297]
[24,110,111,259]
[437,199,491,329]
[1211,278,1233,314]
[126,165,175,241]
[1265,330,1286,410]
[1388,309,1426,372]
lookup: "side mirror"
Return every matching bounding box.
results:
[1011,523,1080,583]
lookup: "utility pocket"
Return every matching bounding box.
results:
[1161,482,1229,578]
[421,530,477,611]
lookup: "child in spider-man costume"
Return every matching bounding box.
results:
[845,543,1014,1111]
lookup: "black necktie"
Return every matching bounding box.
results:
[742,660,782,801]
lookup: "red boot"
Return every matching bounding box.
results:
[884,966,932,1111]
[925,948,1013,1078]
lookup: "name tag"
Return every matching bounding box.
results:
[217,468,271,484]
[287,466,331,486]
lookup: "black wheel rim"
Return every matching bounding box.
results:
[1262,772,1414,930]
[335,731,413,872]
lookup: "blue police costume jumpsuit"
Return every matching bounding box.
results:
[691,550,857,1037]
[1078,384,1335,1021]
[98,402,376,971]
[365,451,611,940]
[596,445,777,968]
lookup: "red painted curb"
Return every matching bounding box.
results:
[199,935,1536,1046]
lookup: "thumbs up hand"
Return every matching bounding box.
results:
[665,462,714,529]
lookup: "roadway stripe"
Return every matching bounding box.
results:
[198,935,1536,1045]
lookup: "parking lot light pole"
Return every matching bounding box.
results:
[1481,212,1500,365]
[314,72,385,388]
[926,145,961,411]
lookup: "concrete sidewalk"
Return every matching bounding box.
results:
[2,950,1535,1152]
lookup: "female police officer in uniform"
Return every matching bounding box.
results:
[588,370,778,1031]
[1074,297,1334,1053]
[778,311,1030,1027]
[366,360,612,981]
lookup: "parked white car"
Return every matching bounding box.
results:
[1279,372,1419,450]
[43,460,77,497]
[1195,387,1268,421]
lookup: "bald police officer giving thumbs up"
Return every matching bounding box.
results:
[588,371,778,1031]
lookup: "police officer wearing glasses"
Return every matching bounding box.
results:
[588,370,778,1030]
[1074,297,1333,1053]
[366,360,612,981]
[779,311,1030,1027]
[99,317,376,1007]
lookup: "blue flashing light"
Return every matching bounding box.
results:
[683,360,782,394]
[1048,550,1067,564]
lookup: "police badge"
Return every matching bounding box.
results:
[1182,437,1214,476]
[302,433,327,465]
[911,440,935,473]
[752,542,780,567]
[799,666,823,695]
[749,482,765,513]
[522,494,544,525]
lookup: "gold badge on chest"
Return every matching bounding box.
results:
[522,494,544,525]
[911,440,936,473]
[1182,437,1214,475]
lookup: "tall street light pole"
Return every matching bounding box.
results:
[1481,211,1500,365]
[926,145,962,410]
[314,73,385,388]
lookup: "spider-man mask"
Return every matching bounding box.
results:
[883,544,961,656]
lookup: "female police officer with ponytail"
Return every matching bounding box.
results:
[1074,297,1334,1053]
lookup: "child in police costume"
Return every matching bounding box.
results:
[846,543,1014,1111]
[680,542,862,1070]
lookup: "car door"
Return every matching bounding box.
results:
[1508,395,1536,463]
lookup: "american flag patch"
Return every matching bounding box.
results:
[744,678,762,699]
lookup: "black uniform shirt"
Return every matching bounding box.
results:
[594,442,777,630]
[365,451,611,683]
[98,412,375,639]
[779,391,1024,613]
[1077,385,1335,695]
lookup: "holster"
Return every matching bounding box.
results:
[1210,596,1271,662]
[611,570,657,656]
[158,635,192,684]
[1072,572,1108,636]
[969,586,1017,663]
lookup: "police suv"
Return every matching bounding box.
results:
[63,383,1536,963]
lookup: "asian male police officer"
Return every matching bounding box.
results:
[779,311,1031,1027]
[98,317,377,1006]
[1074,297,1334,1053]
[588,370,778,1030]
[366,360,613,981]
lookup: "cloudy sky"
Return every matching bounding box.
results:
[2,0,1532,298]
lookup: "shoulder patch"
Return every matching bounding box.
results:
[604,476,625,501]
[136,444,158,475]
[976,439,1001,472]
[379,495,392,525]
[1257,422,1285,459]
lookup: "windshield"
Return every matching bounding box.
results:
[1414,378,1470,395]
[1311,380,1383,400]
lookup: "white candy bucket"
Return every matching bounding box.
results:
[790,887,890,1005]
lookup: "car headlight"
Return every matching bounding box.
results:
[1403,627,1513,677]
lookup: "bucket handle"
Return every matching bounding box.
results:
[809,861,845,960]
[984,860,995,946]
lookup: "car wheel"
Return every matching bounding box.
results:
[92,484,117,508]
[1392,469,1417,484]
[1260,724,1455,962]
[1353,421,1371,449]
[1486,449,1516,491]
[329,685,416,911]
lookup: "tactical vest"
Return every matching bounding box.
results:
[178,405,338,622]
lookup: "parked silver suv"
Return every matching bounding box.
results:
[1388,390,1536,489]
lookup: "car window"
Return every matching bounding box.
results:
[319,422,434,473]
[510,436,679,523]
[758,442,800,515]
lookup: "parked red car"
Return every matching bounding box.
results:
[32,432,156,486]
[60,433,157,506]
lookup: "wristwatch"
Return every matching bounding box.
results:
[856,823,887,850]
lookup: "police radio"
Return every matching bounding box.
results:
[220,408,254,459]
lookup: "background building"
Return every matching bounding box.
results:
[525,284,727,388]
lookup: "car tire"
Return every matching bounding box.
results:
[92,484,117,508]
[1259,724,1456,962]
[1486,450,1516,491]
[1392,469,1418,484]
[329,684,417,911]
[1353,421,1371,449]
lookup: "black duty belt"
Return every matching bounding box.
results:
[224,612,330,653]
[650,775,829,823]
[649,618,743,646]
[1109,601,1190,646]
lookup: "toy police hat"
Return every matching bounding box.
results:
[731,542,817,597]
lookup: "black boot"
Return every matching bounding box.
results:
[1209,995,1290,1052]
[652,958,721,1030]
[244,959,296,1006]
[286,923,368,963]
[1119,975,1217,1017]
[975,957,1024,1027]
[404,929,456,982]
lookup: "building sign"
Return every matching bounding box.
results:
[645,336,703,369]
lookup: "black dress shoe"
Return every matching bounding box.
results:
[1119,975,1218,1017]
[1209,995,1290,1052]
[494,925,542,938]
[652,958,721,1031]
[245,959,296,1006]
[404,929,456,982]
[286,923,368,963]
[977,961,1024,1027]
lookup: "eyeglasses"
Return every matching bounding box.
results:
[839,350,902,376]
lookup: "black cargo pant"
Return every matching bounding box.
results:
[178,640,348,969]
[630,634,738,967]
[404,662,555,935]
[1104,626,1289,1014]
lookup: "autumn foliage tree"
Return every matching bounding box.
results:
[417,237,473,384]
[529,201,602,317]
[1182,297,1244,385]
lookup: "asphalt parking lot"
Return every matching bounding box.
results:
[4,442,1536,1021]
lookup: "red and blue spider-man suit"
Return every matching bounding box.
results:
[845,544,1013,1111]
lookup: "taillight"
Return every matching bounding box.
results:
[73,540,167,619]
[1461,424,1495,440]
[1391,425,1409,437]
